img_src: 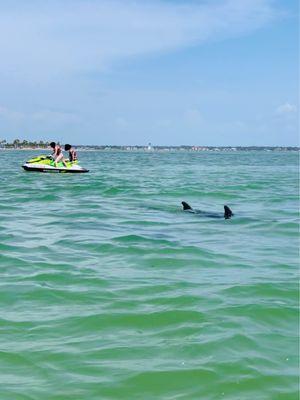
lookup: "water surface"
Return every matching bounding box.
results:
[0,150,298,399]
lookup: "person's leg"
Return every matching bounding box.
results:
[54,153,67,167]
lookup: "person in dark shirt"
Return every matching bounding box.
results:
[64,144,78,163]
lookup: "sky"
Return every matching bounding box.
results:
[0,0,298,146]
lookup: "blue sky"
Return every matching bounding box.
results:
[0,0,298,145]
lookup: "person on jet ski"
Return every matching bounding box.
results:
[50,142,67,167]
[64,144,78,163]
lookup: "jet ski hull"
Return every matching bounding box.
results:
[22,164,89,173]
[22,155,89,173]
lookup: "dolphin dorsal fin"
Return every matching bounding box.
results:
[182,201,192,211]
[224,205,233,219]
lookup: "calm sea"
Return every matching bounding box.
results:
[0,150,299,400]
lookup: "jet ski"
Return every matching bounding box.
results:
[22,155,89,173]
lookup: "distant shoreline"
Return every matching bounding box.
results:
[0,146,299,152]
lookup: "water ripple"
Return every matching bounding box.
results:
[0,150,298,399]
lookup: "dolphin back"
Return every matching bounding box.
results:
[182,201,234,219]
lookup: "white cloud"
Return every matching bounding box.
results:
[0,105,79,124]
[32,110,80,124]
[276,102,297,115]
[0,0,277,81]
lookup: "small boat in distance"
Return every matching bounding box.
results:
[22,155,89,173]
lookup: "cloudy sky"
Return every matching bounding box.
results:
[0,0,298,145]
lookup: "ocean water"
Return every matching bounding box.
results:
[0,149,298,400]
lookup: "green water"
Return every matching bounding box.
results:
[0,150,299,400]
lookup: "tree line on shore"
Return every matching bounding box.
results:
[0,139,298,151]
[0,139,50,148]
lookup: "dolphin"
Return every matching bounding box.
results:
[181,201,233,219]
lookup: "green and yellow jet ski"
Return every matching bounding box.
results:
[22,155,89,173]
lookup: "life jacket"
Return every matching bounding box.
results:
[69,149,77,162]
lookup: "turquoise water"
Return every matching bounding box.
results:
[0,150,298,400]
